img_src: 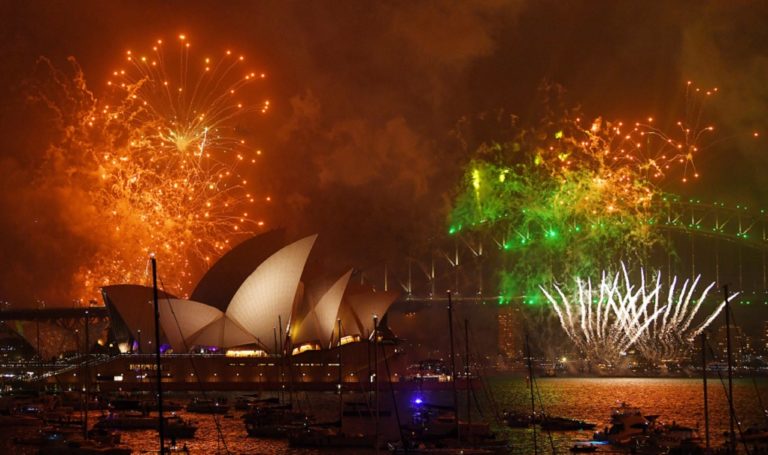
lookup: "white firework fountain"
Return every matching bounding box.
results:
[540,263,734,367]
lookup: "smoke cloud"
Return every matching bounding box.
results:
[0,1,765,315]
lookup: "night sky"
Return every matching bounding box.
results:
[0,1,767,305]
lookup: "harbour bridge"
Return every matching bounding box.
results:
[359,196,768,305]
[3,196,768,323]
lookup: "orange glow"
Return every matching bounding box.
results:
[59,35,271,298]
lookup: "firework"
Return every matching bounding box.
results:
[36,35,269,299]
[539,264,732,366]
[449,85,716,300]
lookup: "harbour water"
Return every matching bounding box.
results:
[490,376,767,453]
[2,376,765,453]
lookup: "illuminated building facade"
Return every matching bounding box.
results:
[11,230,404,389]
[497,305,522,359]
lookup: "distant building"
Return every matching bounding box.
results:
[762,320,768,356]
[497,305,522,359]
[714,324,751,366]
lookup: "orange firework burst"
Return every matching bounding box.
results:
[527,82,717,220]
[39,35,270,299]
[551,86,716,186]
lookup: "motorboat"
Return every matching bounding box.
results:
[593,403,654,445]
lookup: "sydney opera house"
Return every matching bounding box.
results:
[5,229,405,391]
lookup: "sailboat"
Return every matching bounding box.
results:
[243,400,308,438]
[241,320,311,439]
[288,318,378,449]
[36,312,132,454]
[390,294,509,454]
[95,258,198,446]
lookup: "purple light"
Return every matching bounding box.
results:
[413,397,423,405]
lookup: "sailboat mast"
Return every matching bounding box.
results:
[151,256,166,453]
[278,316,285,404]
[701,332,710,449]
[83,309,89,440]
[338,319,343,425]
[447,291,459,442]
[373,315,380,454]
[464,319,471,438]
[723,285,735,453]
[526,332,538,455]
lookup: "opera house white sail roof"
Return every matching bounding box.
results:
[226,234,317,349]
[191,229,286,312]
[158,298,257,352]
[334,283,400,341]
[101,284,176,353]
[291,269,353,348]
[101,231,399,354]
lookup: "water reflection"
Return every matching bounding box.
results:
[2,377,764,454]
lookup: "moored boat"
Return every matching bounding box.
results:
[234,394,268,411]
[501,410,530,428]
[94,412,197,438]
[593,402,653,445]
[243,404,308,438]
[540,415,597,431]
[0,413,41,426]
[37,440,132,455]
[16,426,121,447]
[387,442,498,455]
[186,397,229,414]
[15,425,130,455]
[289,425,377,448]
[569,441,599,453]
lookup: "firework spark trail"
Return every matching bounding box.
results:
[35,35,270,299]
[540,264,731,366]
[634,276,726,364]
[552,272,664,365]
[449,84,719,302]
[540,275,658,365]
